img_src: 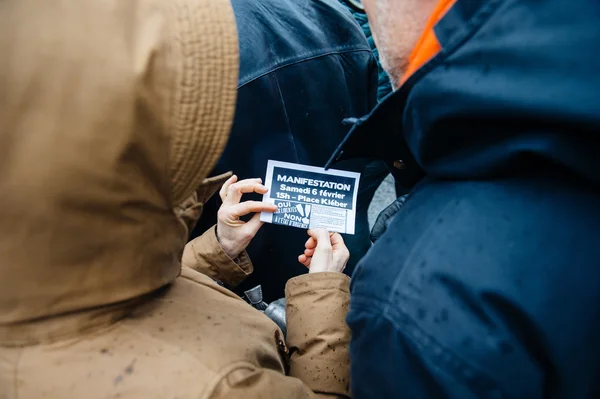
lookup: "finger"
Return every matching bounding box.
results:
[224,179,263,205]
[298,254,312,268]
[330,232,346,250]
[330,232,350,268]
[304,236,317,250]
[242,212,265,238]
[304,248,315,257]
[229,201,277,218]
[235,177,262,185]
[224,179,268,205]
[307,229,332,252]
[219,175,238,202]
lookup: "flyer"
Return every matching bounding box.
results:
[260,160,360,234]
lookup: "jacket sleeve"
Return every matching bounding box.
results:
[208,273,351,399]
[346,304,467,399]
[346,294,545,399]
[285,272,352,397]
[181,225,253,288]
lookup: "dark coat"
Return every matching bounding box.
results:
[333,0,600,397]
[192,0,379,301]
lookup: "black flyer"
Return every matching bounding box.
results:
[260,160,360,234]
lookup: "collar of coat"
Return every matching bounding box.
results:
[327,0,600,189]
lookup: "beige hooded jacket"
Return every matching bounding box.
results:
[0,0,351,398]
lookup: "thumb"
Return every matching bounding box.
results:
[330,232,349,266]
[330,232,345,249]
[307,229,332,252]
[244,212,265,237]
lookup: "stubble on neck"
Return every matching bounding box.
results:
[371,0,438,89]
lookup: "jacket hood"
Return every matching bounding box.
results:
[404,0,600,183]
[328,0,600,189]
[0,0,238,324]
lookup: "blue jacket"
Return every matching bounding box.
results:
[331,0,600,397]
[192,0,378,301]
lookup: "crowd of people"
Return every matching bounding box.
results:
[1,0,599,398]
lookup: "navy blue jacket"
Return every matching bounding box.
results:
[331,0,600,397]
[192,0,378,301]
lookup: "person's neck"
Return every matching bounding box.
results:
[399,0,457,84]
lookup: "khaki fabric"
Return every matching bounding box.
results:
[0,0,237,325]
[183,226,254,287]
[0,261,351,398]
[175,172,234,235]
[0,0,352,397]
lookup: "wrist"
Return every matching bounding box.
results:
[215,226,240,259]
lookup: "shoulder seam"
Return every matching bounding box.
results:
[239,48,373,89]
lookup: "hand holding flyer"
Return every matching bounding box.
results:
[260,160,360,234]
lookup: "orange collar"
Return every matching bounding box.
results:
[400,0,457,84]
